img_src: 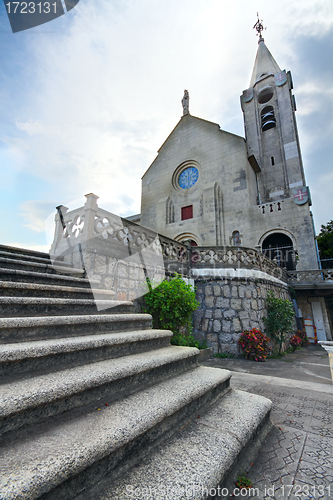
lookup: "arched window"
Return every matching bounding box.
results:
[262,233,296,270]
[232,231,241,246]
[166,197,174,224]
[261,106,276,131]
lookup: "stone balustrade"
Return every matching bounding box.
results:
[287,269,333,283]
[191,246,287,282]
[50,194,189,302]
[51,195,188,270]
[51,194,287,283]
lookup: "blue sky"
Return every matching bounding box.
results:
[0,0,332,252]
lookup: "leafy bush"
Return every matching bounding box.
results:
[317,220,333,260]
[144,274,201,347]
[170,332,207,349]
[290,334,302,351]
[263,291,295,354]
[237,328,271,362]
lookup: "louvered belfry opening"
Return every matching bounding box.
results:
[261,105,276,131]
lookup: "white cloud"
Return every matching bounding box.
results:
[20,200,58,232]
[16,120,45,135]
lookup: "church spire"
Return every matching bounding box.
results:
[249,16,281,87]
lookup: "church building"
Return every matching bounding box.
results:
[138,30,319,272]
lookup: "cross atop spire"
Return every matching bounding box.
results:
[253,13,266,42]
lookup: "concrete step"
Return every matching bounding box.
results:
[0,267,96,287]
[0,297,133,317]
[0,281,114,299]
[0,313,152,343]
[0,244,50,261]
[76,389,272,500]
[0,249,71,268]
[0,329,172,378]
[0,345,201,436]
[0,366,231,500]
[0,256,84,276]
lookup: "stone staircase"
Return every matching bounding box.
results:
[0,244,272,500]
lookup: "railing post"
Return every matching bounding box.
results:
[50,205,68,255]
[186,242,192,277]
[83,193,99,242]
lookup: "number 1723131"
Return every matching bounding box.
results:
[5,2,58,14]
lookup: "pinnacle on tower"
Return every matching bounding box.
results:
[250,17,281,86]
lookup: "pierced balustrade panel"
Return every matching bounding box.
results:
[94,214,187,260]
[62,214,85,239]
[191,246,287,281]
[93,213,189,275]
[287,269,333,283]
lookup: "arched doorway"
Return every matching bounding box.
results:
[262,233,296,270]
[184,240,198,247]
[174,233,199,247]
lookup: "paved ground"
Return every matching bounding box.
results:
[201,345,333,499]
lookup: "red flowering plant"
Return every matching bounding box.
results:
[237,328,271,362]
[295,330,310,347]
[290,334,302,351]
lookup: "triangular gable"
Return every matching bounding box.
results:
[142,114,245,179]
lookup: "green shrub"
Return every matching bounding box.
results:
[170,332,207,349]
[263,291,295,354]
[237,328,271,362]
[144,275,201,347]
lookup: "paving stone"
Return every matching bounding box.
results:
[225,378,333,499]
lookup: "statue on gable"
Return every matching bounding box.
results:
[182,89,189,116]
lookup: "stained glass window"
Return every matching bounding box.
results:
[178,167,199,189]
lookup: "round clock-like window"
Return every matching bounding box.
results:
[178,166,199,189]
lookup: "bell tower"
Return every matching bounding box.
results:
[241,17,306,204]
[240,16,319,271]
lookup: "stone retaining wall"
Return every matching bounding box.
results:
[193,277,290,355]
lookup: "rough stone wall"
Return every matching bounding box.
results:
[193,277,290,355]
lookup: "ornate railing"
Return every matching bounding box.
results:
[51,194,189,277]
[287,269,333,283]
[50,194,289,286]
[191,246,288,281]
